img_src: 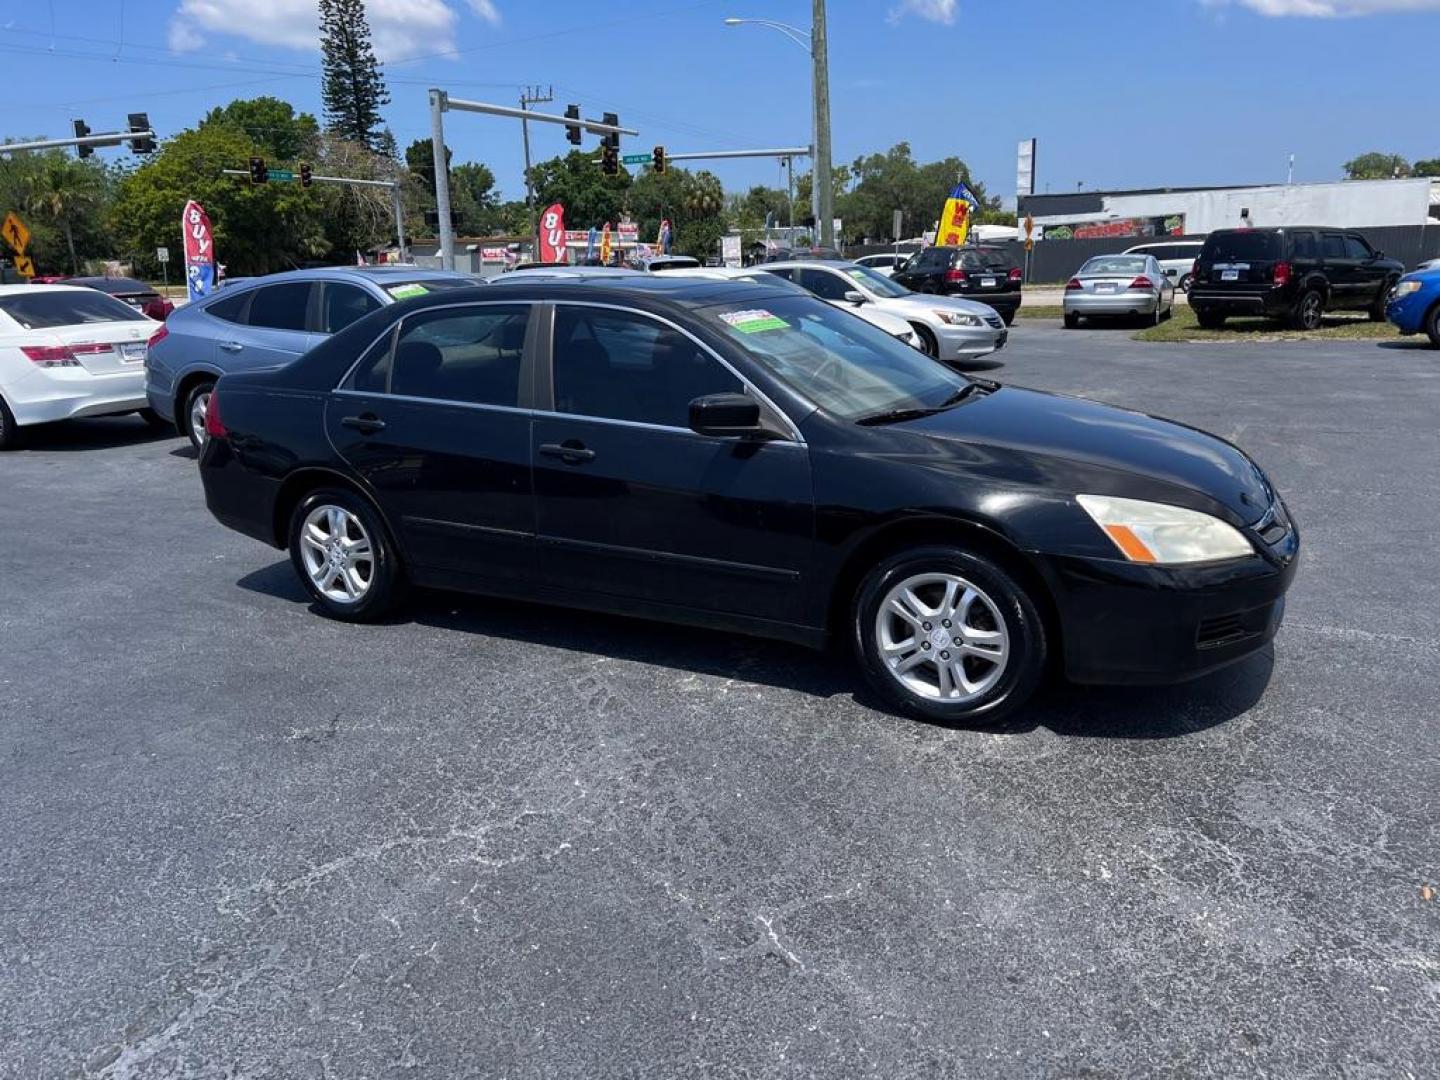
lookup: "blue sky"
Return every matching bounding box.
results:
[0,0,1430,205]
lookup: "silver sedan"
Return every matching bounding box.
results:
[1063,254,1176,328]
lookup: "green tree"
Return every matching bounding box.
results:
[200,96,319,161]
[836,142,991,242]
[527,150,631,230]
[24,154,109,273]
[110,124,327,277]
[319,0,390,152]
[1342,152,1411,180]
[1412,158,1440,177]
[0,147,115,274]
[312,132,401,258]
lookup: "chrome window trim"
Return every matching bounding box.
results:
[332,388,534,417]
[546,299,805,444]
[332,299,535,398]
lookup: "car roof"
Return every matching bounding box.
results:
[395,277,789,311]
[758,259,855,271]
[0,283,92,296]
[231,266,478,286]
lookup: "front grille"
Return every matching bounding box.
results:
[983,313,1004,329]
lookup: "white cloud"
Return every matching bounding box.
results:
[168,0,501,60]
[888,0,957,24]
[1203,0,1440,14]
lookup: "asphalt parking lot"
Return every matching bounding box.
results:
[3,322,1437,1078]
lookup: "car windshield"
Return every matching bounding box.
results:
[1081,256,1148,276]
[0,290,149,329]
[1203,232,1280,261]
[842,264,910,298]
[701,295,967,421]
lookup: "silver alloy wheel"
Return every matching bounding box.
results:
[299,504,375,604]
[875,572,1010,702]
[1300,293,1322,330]
[190,389,211,445]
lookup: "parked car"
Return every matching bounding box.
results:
[146,266,482,448]
[1415,257,1440,272]
[63,276,174,322]
[761,260,1005,364]
[198,276,1299,725]
[1063,254,1177,328]
[1385,267,1440,347]
[631,255,702,273]
[1123,240,1206,292]
[760,247,845,263]
[890,245,1023,324]
[853,252,916,277]
[1189,227,1404,330]
[670,266,923,348]
[0,284,160,449]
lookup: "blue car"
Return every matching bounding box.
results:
[1385,266,1440,349]
[146,266,481,447]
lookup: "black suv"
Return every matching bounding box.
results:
[891,245,1022,324]
[1189,227,1403,330]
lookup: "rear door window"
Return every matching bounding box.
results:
[1321,233,1347,260]
[0,289,148,329]
[322,283,382,333]
[247,283,313,331]
[1289,231,1316,260]
[390,304,530,407]
[205,290,251,323]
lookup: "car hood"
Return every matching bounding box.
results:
[901,385,1273,523]
[875,292,999,319]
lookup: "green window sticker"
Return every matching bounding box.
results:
[719,308,788,334]
[387,283,430,300]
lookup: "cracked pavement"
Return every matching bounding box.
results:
[1,322,1436,1078]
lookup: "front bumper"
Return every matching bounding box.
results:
[1386,290,1433,335]
[1032,522,1299,685]
[4,365,148,426]
[1064,291,1160,316]
[936,322,1004,360]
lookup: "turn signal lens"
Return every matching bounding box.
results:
[1076,494,1254,565]
[1065,277,1083,291]
[204,390,227,439]
[1273,261,1292,287]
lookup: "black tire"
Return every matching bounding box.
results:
[1160,301,1174,322]
[1195,309,1225,329]
[136,407,171,430]
[287,487,404,621]
[1001,310,1016,327]
[0,394,20,451]
[1063,312,1080,330]
[1426,302,1440,349]
[181,379,215,450]
[853,545,1047,727]
[1369,279,1395,322]
[913,324,940,357]
[1179,273,1194,294]
[1291,289,1324,331]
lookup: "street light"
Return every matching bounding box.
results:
[725,7,833,249]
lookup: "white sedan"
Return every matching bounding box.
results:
[0,284,160,449]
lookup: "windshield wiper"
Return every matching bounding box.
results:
[855,381,993,426]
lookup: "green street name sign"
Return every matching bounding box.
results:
[267,168,295,182]
[621,154,649,166]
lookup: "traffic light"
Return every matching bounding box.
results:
[248,156,267,184]
[652,145,666,174]
[127,113,154,154]
[299,162,313,188]
[564,104,581,145]
[73,119,93,159]
[600,144,618,176]
[602,112,620,151]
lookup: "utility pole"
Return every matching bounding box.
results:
[812,0,833,249]
[519,84,553,248]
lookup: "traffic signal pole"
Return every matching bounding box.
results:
[0,129,156,155]
[428,88,638,270]
[221,169,408,263]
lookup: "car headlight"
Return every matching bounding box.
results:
[1076,494,1254,564]
[1391,280,1422,298]
[933,310,981,326]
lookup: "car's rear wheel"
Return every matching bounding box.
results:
[853,545,1047,726]
[1063,312,1080,329]
[1195,309,1224,329]
[0,395,19,451]
[182,380,215,450]
[288,488,403,621]
[1426,302,1440,349]
[1292,289,1324,331]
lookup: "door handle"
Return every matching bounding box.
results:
[539,441,596,464]
[219,341,244,352]
[341,414,386,434]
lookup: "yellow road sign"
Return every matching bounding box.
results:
[1024,214,1035,240]
[13,253,36,278]
[2,211,31,253]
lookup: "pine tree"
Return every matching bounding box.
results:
[318,0,390,152]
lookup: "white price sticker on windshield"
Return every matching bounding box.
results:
[719,308,788,334]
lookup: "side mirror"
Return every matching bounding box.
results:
[843,290,866,305]
[688,393,763,437]
[1373,250,1385,260]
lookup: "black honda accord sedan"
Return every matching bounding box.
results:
[199,277,1298,725]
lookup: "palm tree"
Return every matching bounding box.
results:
[26,155,105,274]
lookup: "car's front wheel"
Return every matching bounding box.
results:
[182,380,215,450]
[288,488,404,621]
[1369,280,1395,322]
[853,545,1047,726]
[913,324,939,357]
[1426,302,1440,349]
